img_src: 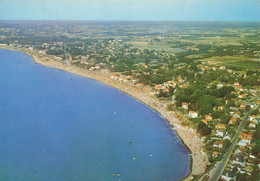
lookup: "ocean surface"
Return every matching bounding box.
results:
[0,48,190,181]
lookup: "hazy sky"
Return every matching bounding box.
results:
[0,0,259,21]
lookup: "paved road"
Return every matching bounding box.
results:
[209,105,259,181]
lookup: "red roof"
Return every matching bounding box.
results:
[215,125,226,129]
[214,141,223,145]
[230,117,237,122]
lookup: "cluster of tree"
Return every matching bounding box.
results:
[46,49,63,56]
[175,85,235,114]
[198,121,212,136]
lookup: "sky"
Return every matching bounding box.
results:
[0,0,259,21]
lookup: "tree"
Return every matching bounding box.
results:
[169,86,175,97]
[198,122,212,136]
[198,95,215,115]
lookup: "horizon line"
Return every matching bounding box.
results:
[1,19,260,22]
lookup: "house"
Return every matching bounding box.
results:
[110,75,119,80]
[89,67,95,71]
[231,98,236,102]
[233,112,241,119]
[215,128,226,137]
[221,172,236,181]
[217,83,224,88]
[213,141,224,148]
[201,119,208,124]
[136,83,144,87]
[205,115,213,121]
[249,121,257,129]
[215,124,226,129]
[221,167,238,181]
[232,155,246,167]
[238,137,252,146]
[218,106,224,111]
[182,102,189,109]
[189,111,198,118]
[228,117,237,125]
[238,94,246,99]
[249,115,256,122]
[249,103,257,109]
[240,103,246,110]
[215,125,226,137]
[223,135,231,140]
[234,82,240,86]
[234,147,246,155]
[239,132,253,139]
[247,155,257,165]
[94,65,100,69]
[212,151,219,157]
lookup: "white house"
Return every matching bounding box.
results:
[217,83,224,88]
[249,122,256,129]
[232,155,246,167]
[182,102,189,109]
[189,111,198,118]
[213,141,224,148]
[238,137,252,147]
[223,135,231,140]
[215,129,226,137]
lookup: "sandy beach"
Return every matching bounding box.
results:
[1,45,209,180]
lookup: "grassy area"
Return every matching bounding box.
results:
[126,38,177,52]
[220,60,260,69]
[197,56,260,70]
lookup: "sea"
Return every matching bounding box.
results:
[0,48,190,181]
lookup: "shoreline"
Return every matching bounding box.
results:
[0,45,209,180]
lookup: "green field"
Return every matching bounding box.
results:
[197,56,260,70]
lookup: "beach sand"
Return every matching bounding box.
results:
[1,45,209,180]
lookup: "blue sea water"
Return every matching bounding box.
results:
[0,49,190,181]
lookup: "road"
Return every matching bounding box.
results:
[209,105,259,181]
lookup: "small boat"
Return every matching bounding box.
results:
[133,157,136,160]
[129,139,132,144]
[149,154,153,157]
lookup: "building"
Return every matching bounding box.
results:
[240,103,246,110]
[234,82,240,86]
[249,122,257,129]
[182,102,189,109]
[233,112,241,119]
[189,111,198,118]
[234,147,246,155]
[217,83,224,88]
[249,115,256,122]
[201,119,208,124]
[239,132,253,139]
[228,117,237,125]
[238,137,252,147]
[218,106,224,111]
[232,155,246,167]
[215,125,226,137]
[212,151,219,157]
[221,167,238,181]
[213,141,224,148]
[205,115,213,121]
